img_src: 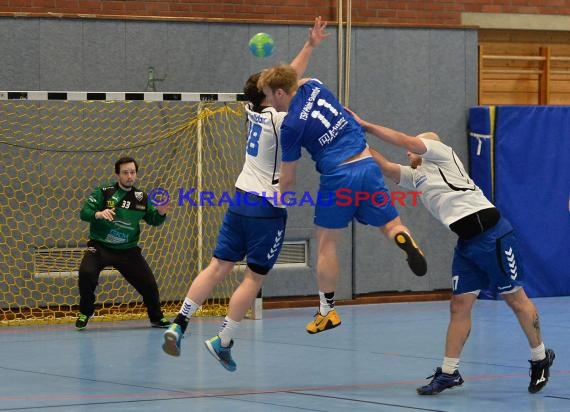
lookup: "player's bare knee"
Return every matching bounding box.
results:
[449,299,465,315]
[449,294,474,316]
[207,257,236,280]
[244,266,267,281]
[504,295,529,315]
[502,288,531,314]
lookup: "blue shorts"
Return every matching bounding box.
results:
[451,217,525,295]
[314,157,399,229]
[213,191,287,275]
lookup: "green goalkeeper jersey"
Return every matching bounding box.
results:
[80,182,166,250]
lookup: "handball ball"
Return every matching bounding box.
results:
[249,32,274,58]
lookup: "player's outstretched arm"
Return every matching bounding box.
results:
[370,148,402,184]
[346,108,427,155]
[290,16,331,78]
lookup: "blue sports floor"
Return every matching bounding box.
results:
[0,297,568,411]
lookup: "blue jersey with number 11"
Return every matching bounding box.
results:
[280,79,366,174]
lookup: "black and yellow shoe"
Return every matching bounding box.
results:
[395,231,427,276]
[151,317,172,328]
[75,313,92,331]
[306,309,341,334]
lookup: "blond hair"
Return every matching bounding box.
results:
[257,64,299,94]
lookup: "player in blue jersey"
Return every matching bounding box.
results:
[347,110,554,395]
[257,68,427,335]
[161,17,331,372]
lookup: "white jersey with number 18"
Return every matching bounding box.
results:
[235,103,286,207]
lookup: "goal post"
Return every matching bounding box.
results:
[0,90,260,326]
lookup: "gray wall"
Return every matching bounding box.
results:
[0,18,477,299]
[351,27,479,295]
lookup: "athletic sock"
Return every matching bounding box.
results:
[319,291,335,315]
[179,297,199,318]
[442,357,460,374]
[175,297,199,333]
[531,342,546,361]
[218,316,240,347]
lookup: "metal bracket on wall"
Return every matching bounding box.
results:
[146,66,166,91]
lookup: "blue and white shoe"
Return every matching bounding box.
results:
[417,367,464,395]
[204,335,236,372]
[162,323,183,357]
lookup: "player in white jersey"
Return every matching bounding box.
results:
[235,102,284,197]
[347,110,555,395]
[161,17,330,372]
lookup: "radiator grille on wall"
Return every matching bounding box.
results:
[274,241,308,266]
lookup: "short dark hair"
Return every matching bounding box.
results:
[243,71,265,110]
[115,156,138,174]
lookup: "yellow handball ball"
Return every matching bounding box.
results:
[249,32,274,58]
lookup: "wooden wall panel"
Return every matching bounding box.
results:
[479,30,570,105]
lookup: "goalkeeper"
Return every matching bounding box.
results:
[76,156,171,330]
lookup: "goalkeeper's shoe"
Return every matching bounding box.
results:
[162,323,184,357]
[75,313,92,331]
[395,231,427,276]
[204,335,236,372]
[151,317,172,328]
[306,309,341,334]
[417,367,464,395]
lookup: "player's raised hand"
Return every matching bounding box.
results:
[156,203,170,216]
[309,16,331,47]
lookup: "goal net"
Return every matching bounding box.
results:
[0,91,249,326]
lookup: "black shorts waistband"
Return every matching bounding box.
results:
[236,187,263,197]
[449,207,500,239]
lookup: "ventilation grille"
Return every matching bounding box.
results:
[275,241,308,265]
